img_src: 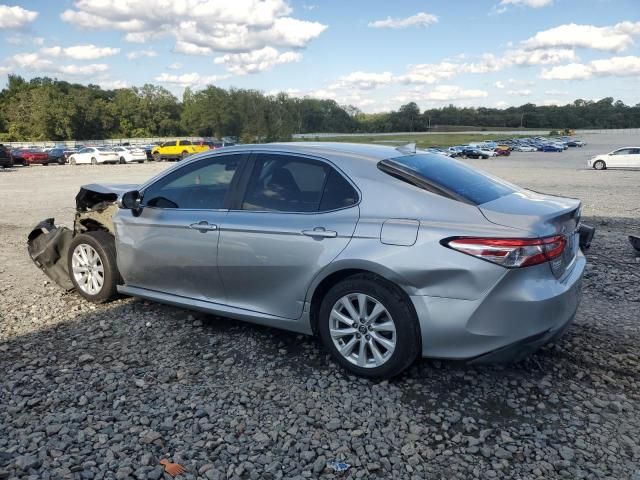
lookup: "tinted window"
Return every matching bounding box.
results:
[319,169,358,211]
[613,149,631,155]
[163,141,177,147]
[143,155,240,210]
[380,154,516,205]
[179,140,192,146]
[242,154,328,212]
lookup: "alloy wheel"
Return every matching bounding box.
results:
[329,293,397,368]
[71,244,105,295]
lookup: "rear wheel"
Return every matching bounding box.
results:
[153,152,161,162]
[91,157,97,165]
[70,157,76,165]
[58,158,65,165]
[119,156,127,164]
[593,160,606,170]
[67,231,120,303]
[318,274,420,378]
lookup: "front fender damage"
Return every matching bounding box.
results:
[27,186,119,291]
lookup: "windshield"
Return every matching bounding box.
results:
[380,154,517,205]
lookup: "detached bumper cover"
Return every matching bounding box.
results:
[28,218,74,291]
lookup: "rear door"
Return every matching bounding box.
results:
[608,148,633,167]
[114,153,247,302]
[628,148,640,168]
[217,152,360,319]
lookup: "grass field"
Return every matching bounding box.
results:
[294,133,533,148]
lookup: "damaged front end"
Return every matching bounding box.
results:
[27,184,133,290]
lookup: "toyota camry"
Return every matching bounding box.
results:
[28,143,591,378]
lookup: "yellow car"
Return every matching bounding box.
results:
[151,140,209,161]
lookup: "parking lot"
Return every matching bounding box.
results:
[1,133,639,479]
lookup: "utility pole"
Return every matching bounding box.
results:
[520,112,525,128]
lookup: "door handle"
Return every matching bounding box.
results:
[189,221,218,232]
[301,228,338,238]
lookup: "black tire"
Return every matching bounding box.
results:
[91,157,97,165]
[67,231,120,303]
[58,158,66,165]
[318,274,420,379]
[593,160,606,170]
[119,156,127,164]
[153,152,162,162]
[180,150,189,160]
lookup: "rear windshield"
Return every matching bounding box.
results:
[379,154,516,205]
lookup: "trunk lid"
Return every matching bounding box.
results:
[479,189,581,278]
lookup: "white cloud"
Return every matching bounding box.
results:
[0,4,38,29]
[6,34,44,46]
[331,71,394,90]
[542,98,564,106]
[540,55,640,80]
[41,44,120,60]
[398,62,462,84]
[154,72,225,88]
[97,78,128,89]
[505,48,578,66]
[174,41,212,56]
[214,46,301,74]
[61,0,327,71]
[495,100,509,108]
[500,0,553,7]
[506,89,532,96]
[524,22,640,52]
[396,85,488,103]
[126,49,157,60]
[6,52,109,76]
[494,81,505,89]
[368,12,438,29]
[544,89,568,95]
[168,62,182,70]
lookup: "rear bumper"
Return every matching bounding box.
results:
[411,253,585,362]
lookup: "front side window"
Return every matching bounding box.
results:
[143,155,241,210]
[613,148,631,155]
[163,141,177,147]
[242,154,329,212]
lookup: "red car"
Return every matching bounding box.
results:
[15,149,49,165]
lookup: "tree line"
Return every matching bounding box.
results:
[1,74,639,142]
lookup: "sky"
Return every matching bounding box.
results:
[1,0,639,112]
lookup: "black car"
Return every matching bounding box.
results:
[10,148,26,166]
[0,144,14,168]
[461,147,489,159]
[47,148,68,165]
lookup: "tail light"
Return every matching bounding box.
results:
[443,235,566,268]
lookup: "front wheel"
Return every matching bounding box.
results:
[180,150,189,160]
[90,157,97,165]
[593,160,606,170]
[318,274,420,379]
[119,156,127,164]
[67,231,120,303]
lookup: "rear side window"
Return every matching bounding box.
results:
[243,154,328,212]
[319,169,359,211]
[379,154,516,205]
[163,141,176,147]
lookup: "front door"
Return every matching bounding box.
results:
[114,153,245,302]
[218,152,360,319]
[608,148,633,167]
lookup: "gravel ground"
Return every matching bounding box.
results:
[1,133,639,480]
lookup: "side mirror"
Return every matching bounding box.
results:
[118,190,143,216]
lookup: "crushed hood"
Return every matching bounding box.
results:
[76,183,138,211]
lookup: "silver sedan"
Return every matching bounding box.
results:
[56,143,587,378]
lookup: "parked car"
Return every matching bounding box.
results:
[0,144,13,168]
[68,147,119,165]
[152,140,209,161]
[461,147,489,159]
[567,140,584,147]
[541,144,564,152]
[479,148,497,158]
[15,148,49,165]
[28,143,589,378]
[494,148,511,156]
[588,147,640,170]
[113,146,147,164]
[514,145,537,152]
[47,148,68,165]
